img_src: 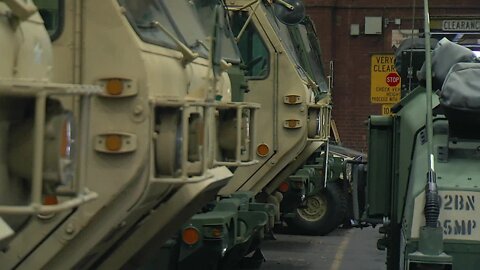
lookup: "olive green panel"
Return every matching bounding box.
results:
[406,241,480,269]
[394,87,439,222]
[391,87,480,269]
[366,115,393,218]
[227,65,247,102]
[402,118,480,239]
[176,191,271,267]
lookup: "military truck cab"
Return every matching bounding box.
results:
[165,1,337,268]
[221,0,329,197]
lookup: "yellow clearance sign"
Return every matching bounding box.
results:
[382,104,394,115]
[370,54,401,104]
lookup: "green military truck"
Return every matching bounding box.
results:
[279,143,365,235]
[350,2,480,269]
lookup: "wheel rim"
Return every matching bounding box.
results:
[297,193,328,222]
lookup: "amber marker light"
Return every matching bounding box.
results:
[43,195,59,205]
[278,181,290,193]
[204,225,224,238]
[182,227,200,246]
[286,119,300,128]
[285,95,300,104]
[105,79,123,96]
[105,134,123,152]
[256,143,269,157]
[39,195,59,219]
[211,227,222,238]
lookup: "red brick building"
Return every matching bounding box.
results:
[305,0,480,151]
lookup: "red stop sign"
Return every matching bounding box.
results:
[386,72,400,87]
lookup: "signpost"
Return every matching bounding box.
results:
[371,54,400,115]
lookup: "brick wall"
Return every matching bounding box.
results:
[305,0,480,151]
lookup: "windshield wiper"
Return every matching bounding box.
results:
[191,39,209,52]
[138,20,198,65]
[228,0,261,42]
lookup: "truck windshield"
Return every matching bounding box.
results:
[33,0,64,40]
[192,0,242,64]
[294,23,329,93]
[119,0,208,57]
[263,3,308,81]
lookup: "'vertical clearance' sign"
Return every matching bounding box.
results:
[442,20,480,31]
[370,54,401,104]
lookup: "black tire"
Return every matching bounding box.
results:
[340,192,354,228]
[287,183,348,235]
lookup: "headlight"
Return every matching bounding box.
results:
[307,108,321,138]
[154,106,204,178]
[8,111,76,186]
[217,108,252,162]
[44,112,76,185]
[307,106,331,140]
[154,108,182,177]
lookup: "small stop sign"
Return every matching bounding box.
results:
[386,72,400,87]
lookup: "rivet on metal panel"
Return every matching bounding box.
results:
[65,223,75,235]
[133,105,143,115]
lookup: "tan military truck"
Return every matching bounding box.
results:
[1,0,258,268]
[221,0,330,198]
[163,0,333,268]
[0,0,100,253]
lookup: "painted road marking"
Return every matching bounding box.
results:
[329,229,353,270]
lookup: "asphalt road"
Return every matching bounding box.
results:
[259,227,386,270]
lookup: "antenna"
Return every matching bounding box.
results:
[407,2,451,267]
[422,0,440,229]
[407,0,416,94]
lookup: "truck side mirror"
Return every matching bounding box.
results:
[273,0,305,25]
